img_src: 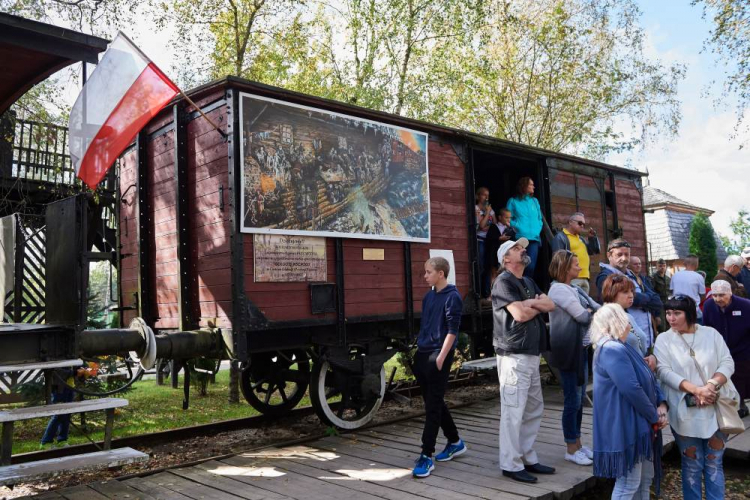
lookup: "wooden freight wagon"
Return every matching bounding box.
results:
[116,77,647,428]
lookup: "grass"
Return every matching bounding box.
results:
[11,357,415,455]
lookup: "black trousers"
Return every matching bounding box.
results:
[413,349,460,456]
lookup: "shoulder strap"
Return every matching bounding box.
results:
[675,331,708,385]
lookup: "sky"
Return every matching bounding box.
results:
[606,1,749,239]
[55,1,748,239]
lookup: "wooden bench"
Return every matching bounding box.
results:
[0,397,129,466]
[0,448,148,486]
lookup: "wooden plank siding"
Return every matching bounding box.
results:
[118,148,139,327]
[548,168,607,296]
[614,177,647,263]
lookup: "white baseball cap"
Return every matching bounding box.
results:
[497,238,529,269]
[741,247,750,260]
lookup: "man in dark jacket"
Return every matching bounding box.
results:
[493,238,556,483]
[703,279,750,418]
[596,239,663,348]
[550,212,600,294]
[713,255,748,298]
[739,248,750,293]
[650,259,670,333]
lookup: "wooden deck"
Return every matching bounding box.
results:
[725,413,750,460]
[24,390,686,500]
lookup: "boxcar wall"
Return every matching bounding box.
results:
[117,78,647,360]
[117,83,472,360]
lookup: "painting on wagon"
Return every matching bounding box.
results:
[239,93,430,243]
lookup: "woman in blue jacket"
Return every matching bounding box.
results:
[506,177,542,277]
[590,304,669,499]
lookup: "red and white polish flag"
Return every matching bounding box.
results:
[69,33,179,189]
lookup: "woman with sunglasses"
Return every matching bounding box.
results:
[547,250,600,465]
[653,295,739,500]
[600,274,657,371]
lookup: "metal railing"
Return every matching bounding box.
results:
[10,118,79,186]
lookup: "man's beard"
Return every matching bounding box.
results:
[521,254,531,267]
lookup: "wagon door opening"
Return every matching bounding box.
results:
[470,150,548,288]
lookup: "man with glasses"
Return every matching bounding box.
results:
[596,238,663,348]
[551,212,600,294]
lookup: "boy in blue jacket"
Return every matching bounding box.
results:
[412,257,466,478]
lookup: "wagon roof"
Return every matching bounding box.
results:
[183,75,647,179]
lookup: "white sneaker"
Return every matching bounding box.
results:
[580,446,594,460]
[565,449,593,466]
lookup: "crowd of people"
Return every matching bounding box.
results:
[414,197,750,500]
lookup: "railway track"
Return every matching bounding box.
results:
[10,370,489,466]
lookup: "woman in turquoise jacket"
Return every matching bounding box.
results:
[506,177,543,277]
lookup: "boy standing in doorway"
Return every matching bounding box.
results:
[412,257,466,477]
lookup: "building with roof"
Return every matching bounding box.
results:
[643,186,727,274]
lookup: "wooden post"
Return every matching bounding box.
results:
[171,360,180,389]
[1,421,13,466]
[228,360,240,404]
[103,408,114,450]
[156,359,165,386]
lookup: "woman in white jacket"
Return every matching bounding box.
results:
[653,295,738,500]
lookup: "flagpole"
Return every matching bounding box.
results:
[179,90,228,140]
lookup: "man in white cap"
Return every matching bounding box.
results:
[739,247,750,294]
[703,280,750,418]
[492,238,556,483]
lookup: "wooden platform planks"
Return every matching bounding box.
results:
[28,393,686,500]
[724,413,750,459]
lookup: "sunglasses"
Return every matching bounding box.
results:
[608,241,631,250]
[668,294,690,301]
[572,220,585,227]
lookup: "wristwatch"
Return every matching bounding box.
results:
[707,379,722,390]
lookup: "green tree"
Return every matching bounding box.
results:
[720,209,750,255]
[438,0,685,156]
[689,213,719,283]
[692,0,749,143]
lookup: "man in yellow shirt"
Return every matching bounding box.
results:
[551,212,600,293]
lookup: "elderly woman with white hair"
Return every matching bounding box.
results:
[713,254,748,298]
[590,303,668,499]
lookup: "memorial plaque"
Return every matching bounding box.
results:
[254,234,327,282]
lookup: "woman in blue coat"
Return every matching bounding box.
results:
[590,303,669,499]
[506,177,542,277]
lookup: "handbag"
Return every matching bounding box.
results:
[676,332,746,434]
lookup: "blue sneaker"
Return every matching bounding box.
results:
[435,439,467,462]
[412,454,434,478]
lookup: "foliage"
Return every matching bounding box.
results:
[720,209,750,255]
[198,0,682,157]
[439,0,685,156]
[693,0,750,144]
[688,213,719,283]
[1,0,140,123]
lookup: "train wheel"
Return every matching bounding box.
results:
[240,350,310,417]
[310,350,386,430]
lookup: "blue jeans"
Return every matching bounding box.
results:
[41,387,74,444]
[611,459,654,500]
[559,352,588,443]
[523,240,540,278]
[673,429,727,500]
